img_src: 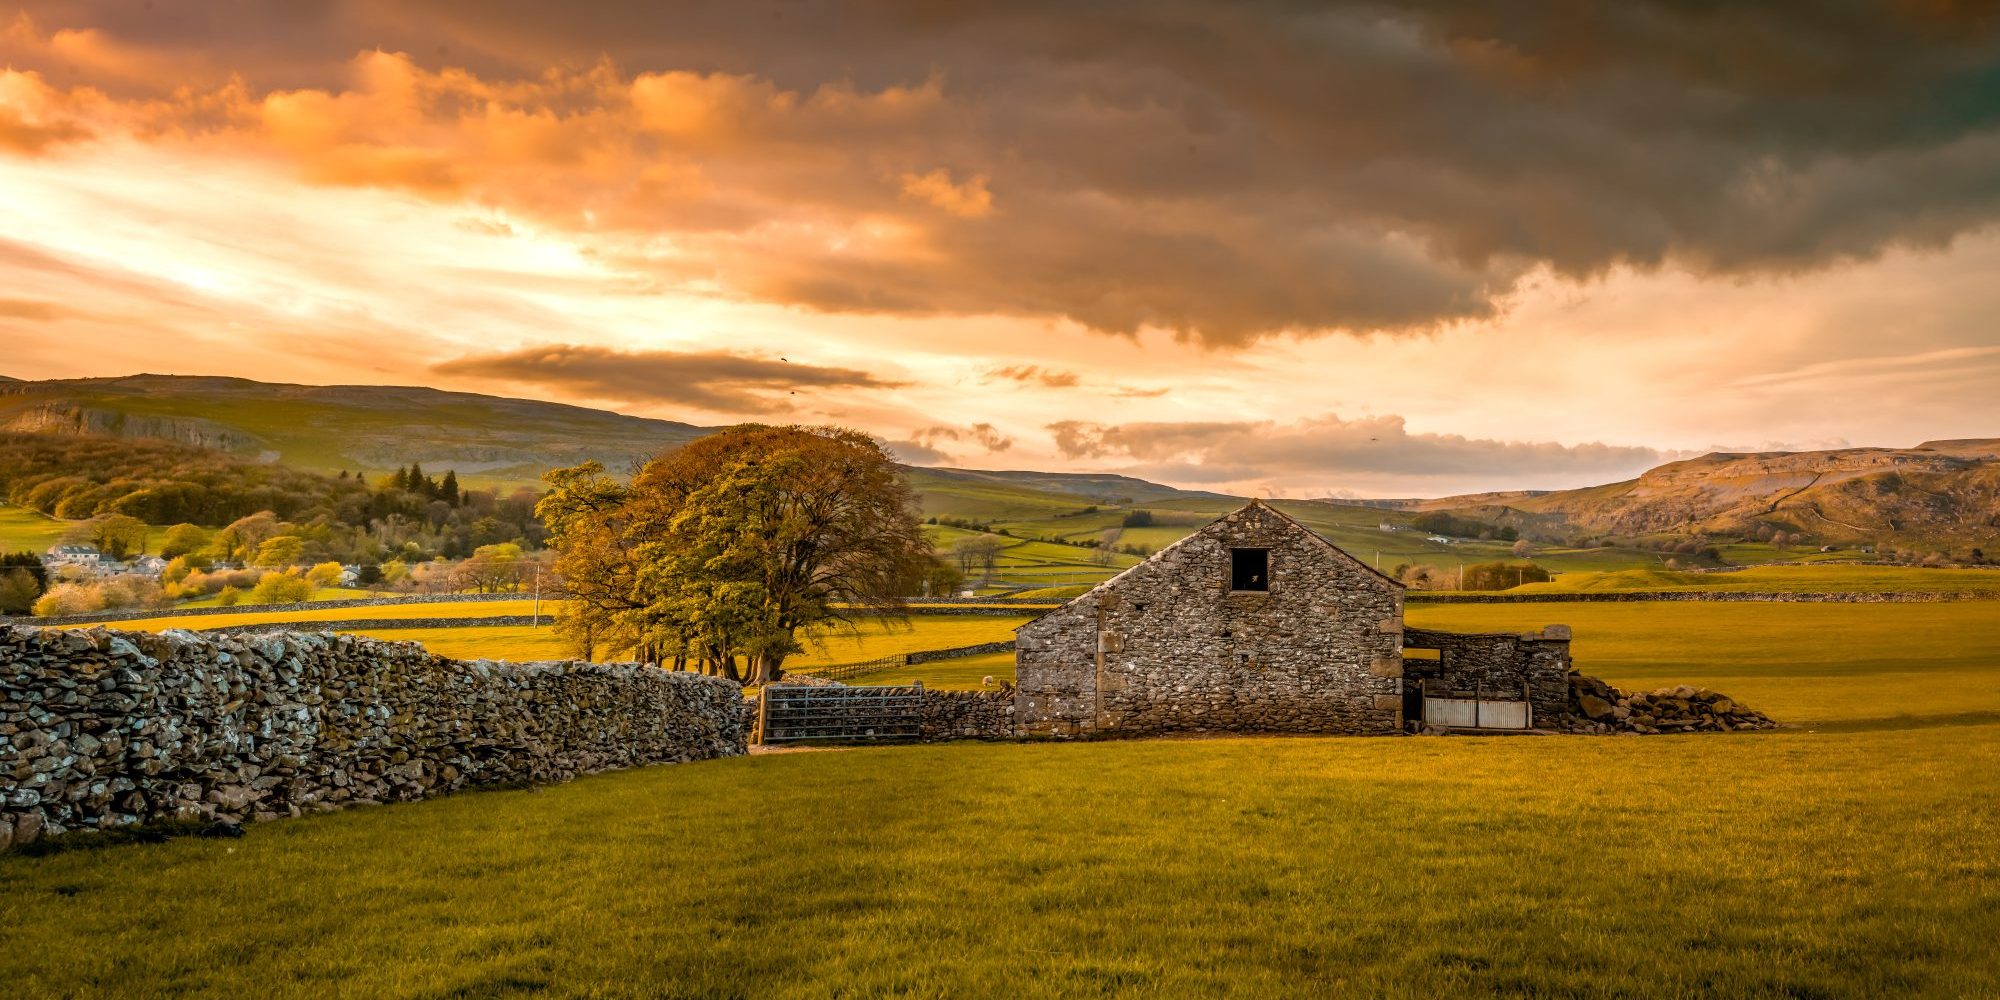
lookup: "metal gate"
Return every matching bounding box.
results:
[1422,697,1530,730]
[756,684,924,743]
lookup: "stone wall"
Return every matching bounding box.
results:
[0,625,749,850]
[1402,626,1572,725]
[1016,501,1404,737]
[918,688,1015,741]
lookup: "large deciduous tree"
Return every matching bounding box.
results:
[538,425,930,684]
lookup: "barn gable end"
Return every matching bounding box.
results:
[1014,500,1405,737]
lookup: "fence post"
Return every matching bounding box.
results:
[754,687,770,747]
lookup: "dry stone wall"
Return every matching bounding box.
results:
[0,625,749,850]
[1016,502,1404,737]
[918,688,1014,741]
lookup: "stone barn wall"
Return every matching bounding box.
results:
[1015,502,1404,737]
[0,625,750,850]
[1402,625,1572,725]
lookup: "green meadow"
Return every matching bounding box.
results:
[4,715,1998,997]
[0,502,68,554]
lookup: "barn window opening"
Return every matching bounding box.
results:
[1231,548,1269,591]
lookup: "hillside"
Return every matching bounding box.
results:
[1492,442,2000,549]
[0,375,713,488]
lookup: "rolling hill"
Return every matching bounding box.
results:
[0,374,1228,522]
[1446,442,2000,550]
[0,374,713,488]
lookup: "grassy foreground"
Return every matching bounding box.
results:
[3,729,1997,997]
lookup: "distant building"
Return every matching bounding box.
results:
[45,545,103,566]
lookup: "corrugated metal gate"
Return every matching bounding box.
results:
[1422,697,1530,730]
[755,684,924,743]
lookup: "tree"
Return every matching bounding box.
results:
[250,571,314,605]
[305,561,346,588]
[252,535,307,568]
[64,513,150,560]
[440,470,461,507]
[1511,539,1535,558]
[457,543,524,593]
[1122,509,1155,528]
[408,462,428,498]
[0,567,42,615]
[34,582,103,617]
[158,523,207,559]
[952,535,1005,579]
[539,425,930,684]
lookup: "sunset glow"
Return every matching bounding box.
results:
[4,3,1999,495]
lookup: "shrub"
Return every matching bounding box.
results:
[1122,510,1156,528]
[33,582,104,617]
[215,586,243,607]
[250,571,314,605]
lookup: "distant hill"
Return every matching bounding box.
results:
[912,467,1230,504]
[1438,442,2000,549]
[0,374,714,488]
[0,375,1224,510]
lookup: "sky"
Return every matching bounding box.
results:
[2,1,1999,498]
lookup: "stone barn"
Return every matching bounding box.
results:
[1013,500,1572,737]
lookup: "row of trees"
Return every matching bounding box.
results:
[1,433,543,564]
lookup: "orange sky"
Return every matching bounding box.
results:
[3,3,1998,496]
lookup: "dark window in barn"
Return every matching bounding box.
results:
[1230,548,1269,591]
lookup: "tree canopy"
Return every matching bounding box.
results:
[539,425,930,684]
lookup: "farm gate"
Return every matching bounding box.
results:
[755,684,925,743]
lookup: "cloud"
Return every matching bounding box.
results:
[1047,413,1665,486]
[882,438,952,466]
[8,3,2000,345]
[986,365,1080,388]
[907,422,1017,463]
[0,298,73,321]
[899,168,993,218]
[432,343,901,412]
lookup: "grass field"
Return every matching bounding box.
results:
[0,502,69,554]
[7,601,2000,994]
[72,599,549,631]
[343,615,1035,669]
[4,722,1997,996]
[1407,601,2000,729]
[1519,564,2000,595]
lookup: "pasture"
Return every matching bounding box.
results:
[0,502,68,554]
[4,719,1997,996]
[1517,564,2000,595]
[1405,601,2000,729]
[5,599,2000,996]
[346,615,1035,670]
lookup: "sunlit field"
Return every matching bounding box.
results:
[8,591,2000,996]
[0,503,68,553]
[1408,601,2000,729]
[339,615,1034,670]
[57,599,549,632]
[4,722,1997,997]
[1515,564,2000,595]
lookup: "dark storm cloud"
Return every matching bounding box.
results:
[432,344,900,412]
[15,1,2000,344]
